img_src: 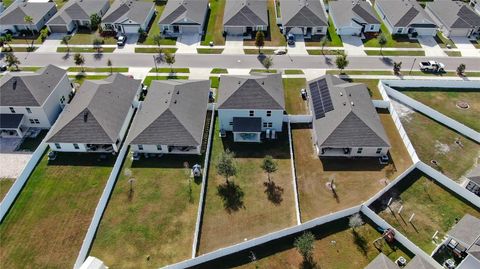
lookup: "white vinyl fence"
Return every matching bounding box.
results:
[287,121,302,225]
[283,114,313,123]
[0,142,48,222]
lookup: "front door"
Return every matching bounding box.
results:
[173,26,180,33]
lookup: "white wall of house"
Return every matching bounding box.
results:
[316,145,389,157]
[160,24,202,35]
[48,142,88,152]
[364,23,381,33]
[223,25,267,35]
[130,144,201,154]
[218,109,284,132]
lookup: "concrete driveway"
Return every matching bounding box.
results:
[341,36,366,56]
[288,35,308,55]
[417,36,446,57]
[451,36,480,57]
[114,34,139,54]
[36,33,63,53]
[176,33,200,54]
[223,35,244,55]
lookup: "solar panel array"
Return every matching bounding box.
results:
[310,79,334,119]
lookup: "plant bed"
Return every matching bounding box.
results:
[445,51,461,57]
[283,78,308,115]
[243,0,285,47]
[197,48,224,54]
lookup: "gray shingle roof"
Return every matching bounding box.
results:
[158,0,209,25]
[217,73,285,110]
[309,75,390,148]
[126,79,210,146]
[223,0,268,27]
[404,256,436,269]
[0,65,67,107]
[102,0,154,25]
[427,0,480,30]
[364,253,398,269]
[47,0,109,26]
[468,239,480,261]
[45,74,140,144]
[376,0,436,27]
[0,1,56,25]
[467,166,480,185]
[448,214,480,248]
[280,0,327,27]
[329,0,380,28]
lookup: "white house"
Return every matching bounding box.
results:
[158,0,209,36]
[0,1,57,34]
[375,0,438,36]
[217,73,285,143]
[329,0,381,36]
[0,65,72,138]
[45,74,141,153]
[223,0,268,36]
[101,0,155,34]
[425,0,480,38]
[126,79,210,155]
[46,0,110,33]
[308,75,390,157]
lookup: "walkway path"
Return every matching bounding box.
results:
[418,36,446,57]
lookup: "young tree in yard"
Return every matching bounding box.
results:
[24,15,34,48]
[5,52,20,71]
[255,31,265,53]
[294,232,315,262]
[107,59,113,74]
[0,34,13,52]
[93,38,103,53]
[261,155,278,182]
[40,28,49,42]
[349,213,364,231]
[62,35,71,51]
[74,53,85,72]
[457,63,466,76]
[377,33,387,54]
[335,52,349,72]
[216,149,237,183]
[320,35,327,55]
[393,61,402,75]
[164,52,176,72]
[262,56,273,70]
[90,14,102,31]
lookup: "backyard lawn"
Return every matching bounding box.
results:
[398,88,480,132]
[283,78,308,115]
[196,216,413,269]
[0,151,114,268]
[371,170,480,253]
[397,106,480,181]
[293,112,413,222]
[201,0,226,46]
[0,178,15,200]
[198,120,297,254]
[244,0,286,47]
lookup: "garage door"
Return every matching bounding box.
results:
[225,26,244,36]
[288,27,303,35]
[182,26,199,34]
[338,27,361,36]
[415,28,437,36]
[449,28,470,37]
[49,25,68,33]
[122,24,140,34]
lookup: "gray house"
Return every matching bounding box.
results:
[46,74,141,153]
[158,0,209,36]
[308,75,390,157]
[223,0,268,36]
[127,80,210,155]
[329,0,381,36]
[278,0,328,37]
[364,253,398,269]
[375,0,437,36]
[46,0,110,33]
[0,1,57,34]
[101,0,155,34]
[445,214,480,269]
[426,0,480,37]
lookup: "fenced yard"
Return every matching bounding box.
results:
[283,78,308,115]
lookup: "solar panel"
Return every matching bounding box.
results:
[309,79,334,119]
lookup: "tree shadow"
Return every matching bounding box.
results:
[380,57,393,66]
[263,180,284,205]
[217,181,245,213]
[94,52,103,60]
[352,230,368,257]
[300,257,319,269]
[62,51,70,60]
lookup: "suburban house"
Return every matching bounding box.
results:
[126,80,210,155]
[278,0,328,37]
[445,214,480,269]
[101,0,155,34]
[374,0,438,36]
[0,1,57,34]
[466,166,480,196]
[223,0,268,36]
[158,0,209,36]
[45,74,141,153]
[217,73,285,143]
[46,0,110,33]
[329,0,381,36]
[365,254,436,269]
[0,65,71,138]
[308,75,390,157]
[425,0,480,38]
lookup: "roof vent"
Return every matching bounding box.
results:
[238,81,241,84]
[83,111,89,122]
[343,102,346,106]
[340,92,343,96]
[12,78,17,90]
[350,101,354,106]
[174,100,177,104]
[176,90,180,95]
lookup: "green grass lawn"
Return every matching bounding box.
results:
[150,67,190,73]
[399,108,480,181]
[307,49,344,55]
[244,49,276,54]
[283,78,307,115]
[0,151,115,268]
[134,47,177,53]
[435,33,456,49]
[67,31,117,45]
[445,51,462,57]
[137,2,177,45]
[471,40,480,49]
[326,70,393,76]
[0,178,15,201]
[210,76,220,88]
[10,66,42,72]
[211,68,228,74]
[365,50,425,56]
[250,69,278,73]
[67,67,128,73]
[57,47,115,53]
[69,74,110,85]
[143,76,189,86]
[198,119,297,254]
[89,154,203,268]
[399,88,480,132]
[197,48,224,54]
[201,0,226,46]
[244,0,286,47]
[283,70,304,75]
[371,170,480,253]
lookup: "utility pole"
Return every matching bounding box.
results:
[153,55,158,80]
[409,58,417,75]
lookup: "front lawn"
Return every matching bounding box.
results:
[198,120,297,254]
[201,0,226,46]
[305,16,343,47]
[293,111,413,222]
[137,2,177,45]
[0,151,115,268]
[67,30,117,45]
[69,75,110,85]
[307,49,344,55]
[362,16,421,48]
[0,178,15,200]
[134,47,177,53]
[371,170,480,253]
[243,0,285,47]
[57,47,115,53]
[283,78,308,115]
[365,50,425,56]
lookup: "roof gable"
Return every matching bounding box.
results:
[0,2,56,25]
[158,0,209,25]
[224,0,268,26]
[280,0,327,27]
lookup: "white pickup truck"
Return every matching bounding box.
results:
[419,61,445,72]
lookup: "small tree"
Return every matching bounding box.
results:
[261,155,278,182]
[262,56,273,70]
[349,213,364,231]
[335,52,349,72]
[164,52,176,72]
[24,15,34,48]
[40,28,49,42]
[294,232,315,261]
[153,34,162,48]
[377,33,387,54]
[5,52,20,71]
[255,31,265,53]
[457,63,466,76]
[107,59,113,74]
[90,13,102,31]
[393,61,402,75]
[62,35,71,51]
[93,38,103,53]
[74,53,85,72]
[319,35,327,55]
[0,34,13,52]
[216,149,237,183]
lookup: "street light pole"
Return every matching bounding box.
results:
[409,58,417,75]
[153,55,158,80]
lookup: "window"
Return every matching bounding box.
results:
[55,143,61,149]
[9,107,15,113]
[370,25,375,31]
[157,145,162,150]
[267,122,272,128]
[73,143,79,149]
[263,122,268,128]
[229,122,233,126]
[397,28,403,34]
[249,110,254,116]
[163,25,169,31]
[376,148,382,154]
[357,148,363,154]
[266,110,271,117]
[26,107,32,113]
[138,145,144,150]
[115,139,120,145]
[34,119,40,124]
[29,119,35,124]
[256,25,263,31]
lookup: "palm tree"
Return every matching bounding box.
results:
[24,16,34,49]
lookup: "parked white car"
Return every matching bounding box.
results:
[419,61,445,72]
[274,48,287,55]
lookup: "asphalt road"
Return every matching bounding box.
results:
[9,52,480,71]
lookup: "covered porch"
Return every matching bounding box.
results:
[232,117,262,143]
[0,114,27,138]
